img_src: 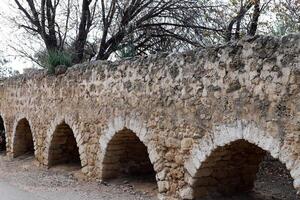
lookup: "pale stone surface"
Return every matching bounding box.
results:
[181,138,193,151]
[179,186,193,199]
[158,181,170,193]
[0,34,299,199]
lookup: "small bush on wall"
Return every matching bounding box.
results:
[42,51,72,74]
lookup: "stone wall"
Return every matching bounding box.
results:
[0,34,299,199]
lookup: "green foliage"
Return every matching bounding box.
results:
[271,21,289,36]
[42,50,72,74]
[119,44,136,58]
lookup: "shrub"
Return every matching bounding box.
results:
[44,50,72,74]
[119,44,136,58]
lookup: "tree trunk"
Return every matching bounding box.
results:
[44,35,59,52]
[72,0,92,64]
[225,1,254,42]
[235,19,241,40]
[248,1,261,36]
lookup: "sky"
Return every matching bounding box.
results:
[0,0,283,74]
[0,0,34,73]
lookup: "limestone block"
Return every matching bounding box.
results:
[158,181,170,193]
[181,138,193,150]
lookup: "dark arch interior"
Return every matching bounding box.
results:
[101,128,156,195]
[102,128,155,179]
[193,139,299,200]
[0,116,6,153]
[48,122,81,168]
[13,118,34,157]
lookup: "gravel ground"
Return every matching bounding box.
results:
[0,153,298,200]
[0,153,157,200]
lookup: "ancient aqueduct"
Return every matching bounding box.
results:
[0,34,299,199]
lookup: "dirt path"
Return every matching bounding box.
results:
[0,181,43,200]
[0,154,298,200]
[0,154,157,200]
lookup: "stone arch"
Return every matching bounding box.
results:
[99,116,161,170]
[182,120,299,199]
[0,114,6,152]
[101,127,155,179]
[47,118,83,168]
[12,118,35,157]
[99,116,161,190]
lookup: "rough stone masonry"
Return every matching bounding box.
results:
[0,34,299,199]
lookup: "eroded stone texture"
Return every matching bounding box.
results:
[0,34,299,199]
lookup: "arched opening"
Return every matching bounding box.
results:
[48,122,81,168]
[192,139,299,199]
[0,116,6,153]
[13,118,34,158]
[102,128,157,196]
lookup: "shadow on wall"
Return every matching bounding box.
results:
[192,139,299,200]
[48,121,81,168]
[101,128,156,181]
[13,118,34,158]
[0,116,6,153]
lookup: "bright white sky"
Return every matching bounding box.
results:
[0,0,280,74]
[0,0,34,73]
